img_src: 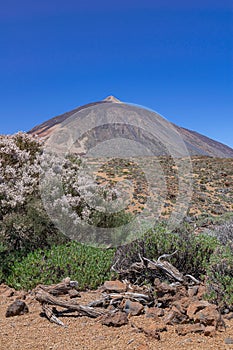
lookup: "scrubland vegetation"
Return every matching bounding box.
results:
[0,132,233,309]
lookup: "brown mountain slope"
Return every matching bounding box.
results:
[28,96,233,158]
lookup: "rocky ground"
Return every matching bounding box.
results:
[1,281,233,350]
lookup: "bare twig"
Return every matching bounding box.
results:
[157,250,178,262]
[185,274,201,284]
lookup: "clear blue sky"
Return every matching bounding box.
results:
[0,0,233,148]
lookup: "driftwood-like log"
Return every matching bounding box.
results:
[88,290,153,309]
[42,304,66,327]
[35,289,105,318]
[112,251,185,283]
[143,252,184,283]
[35,277,79,296]
[108,292,151,302]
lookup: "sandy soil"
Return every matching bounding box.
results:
[1,285,233,350]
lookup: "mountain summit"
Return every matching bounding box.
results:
[102,95,121,103]
[29,97,233,158]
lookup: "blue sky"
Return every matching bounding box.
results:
[0,0,233,148]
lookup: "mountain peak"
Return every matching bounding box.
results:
[102,95,121,103]
[28,98,233,158]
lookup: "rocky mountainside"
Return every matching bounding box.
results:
[29,96,233,158]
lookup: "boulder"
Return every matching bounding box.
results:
[124,300,144,316]
[142,324,167,340]
[163,308,187,325]
[6,300,29,317]
[194,305,220,327]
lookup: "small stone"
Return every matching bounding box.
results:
[172,301,186,315]
[154,280,176,296]
[188,286,199,298]
[6,300,29,317]
[196,284,207,299]
[145,306,164,318]
[15,292,27,300]
[142,324,167,340]
[183,338,193,343]
[211,204,225,215]
[2,288,15,298]
[204,326,216,337]
[132,320,167,340]
[124,300,144,316]
[103,280,127,293]
[176,323,205,336]
[68,289,81,298]
[163,308,187,325]
[107,305,116,311]
[100,311,128,327]
[224,312,233,320]
[137,345,149,350]
[194,305,220,327]
[186,300,210,319]
[225,338,233,344]
[176,296,192,310]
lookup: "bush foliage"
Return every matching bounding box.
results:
[5,241,115,290]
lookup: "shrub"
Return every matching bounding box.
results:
[114,222,220,283]
[205,243,233,310]
[207,217,233,246]
[6,241,115,290]
[0,198,68,252]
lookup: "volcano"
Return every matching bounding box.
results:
[29,96,233,158]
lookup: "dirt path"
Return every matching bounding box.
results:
[1,285,233,350]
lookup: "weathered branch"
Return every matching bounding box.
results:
[35,277,79,296]
[42,304,66,327]
[35,289,105,318]
[157,250,178,263]
[185,274,200,284]
[143,253,184,283]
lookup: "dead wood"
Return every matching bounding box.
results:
[42,304,66,327]
[35,289,105,318]
[112,251,186,283]
[35,277,79,296]
[142,253,184,283]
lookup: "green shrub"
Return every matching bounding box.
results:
[205,243,233,310]
[6,241,115,290]
[0,197,68,253]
